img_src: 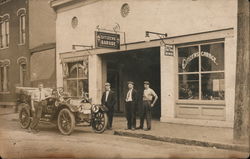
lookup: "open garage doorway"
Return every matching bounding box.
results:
[101,47,161,119]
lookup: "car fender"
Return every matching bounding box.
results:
[18,103,31,117]
[18,103,31,112]
[59,103,78,113]
[97,104,108,112]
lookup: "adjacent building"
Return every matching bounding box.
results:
[51,0,238,127]
[0,0,56,107]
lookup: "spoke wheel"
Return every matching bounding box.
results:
[57,108,75,135]
[92,112,108,133]
[19,106,31,129]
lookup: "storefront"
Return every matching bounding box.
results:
[51,0,237,127]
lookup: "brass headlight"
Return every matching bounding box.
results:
[92,105,99,113]
[55,100,59,107]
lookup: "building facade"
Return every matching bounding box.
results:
[0,0,56,106]
[51,0,238,127]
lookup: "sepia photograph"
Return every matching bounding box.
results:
[0,0,249,158]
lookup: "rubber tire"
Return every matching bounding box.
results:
[92,112,108,133]
[57,108,75,135]
[19,106,31,129]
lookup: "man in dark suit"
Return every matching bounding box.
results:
[101,82,116,130]
[124,81,138,130]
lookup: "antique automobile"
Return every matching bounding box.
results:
[16,87,108,135]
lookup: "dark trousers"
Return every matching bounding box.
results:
[125,101,136,129]
[105,102,114,128]
[30,101,42,129]
[140,100,152,129]
[107,107,114,128]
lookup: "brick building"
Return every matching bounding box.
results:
[0,0,56,107]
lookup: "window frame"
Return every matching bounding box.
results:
[176,41,225,103]
[64,60,89,97]
[17,8,26,45]
[0,59,10,93]
[0,17,9,49]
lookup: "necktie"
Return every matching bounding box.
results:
[105,91,109,102]
[126,90,131,101]
[39,91,41,101]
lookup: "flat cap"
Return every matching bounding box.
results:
[127,81,134,85]
[105,82,111,86]
[144,81,150,85]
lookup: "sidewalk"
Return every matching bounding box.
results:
[1,110,249,153]
[112,117,249,152]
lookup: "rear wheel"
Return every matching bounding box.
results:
[92,112,108,133]
[57,108,75,135]
[19,106,31,129]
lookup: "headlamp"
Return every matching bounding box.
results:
[92,105,99,113]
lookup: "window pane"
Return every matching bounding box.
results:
[1,22,6,47]
[178,46,199,72]
[78,79,88,96]
[179,74,199,99]
[67,80,77,97]
[0,67,3,91]
[68,62,78,78]
[201,73,224,100]
[201,43,224,72]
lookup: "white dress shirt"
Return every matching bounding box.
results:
[126,89,133,102]
[31,89,48,102]
[105,90,110,102]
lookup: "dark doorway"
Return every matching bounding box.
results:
[102,47,161,119]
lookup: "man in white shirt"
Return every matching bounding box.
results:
[28,83,49,133]
[138,81,158,131]
[101,82,116,129]
[124,81,138,130]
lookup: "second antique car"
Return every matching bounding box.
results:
[16,87,108,135]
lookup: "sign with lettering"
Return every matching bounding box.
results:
[164,44,174,56]
[95,31,120,49]
[182,51,218,69]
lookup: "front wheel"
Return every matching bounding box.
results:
[92,111,108,133]
[57,108,75,135]
[19,106,31,129]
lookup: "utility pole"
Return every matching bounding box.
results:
[233,0,250,150]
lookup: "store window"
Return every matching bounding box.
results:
[178,42,225,100]
[0,14,10,49]
[64,59,88,97]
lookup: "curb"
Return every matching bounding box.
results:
[114,130,249,152]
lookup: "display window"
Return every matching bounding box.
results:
[178,42,225,100]
[64,59,88,97]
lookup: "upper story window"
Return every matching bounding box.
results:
[17,8,26,45]
[0,14,10,49]
[178,42,225,101]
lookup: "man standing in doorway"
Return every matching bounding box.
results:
[125,81,138,130]
[28,83,49,133]
[137,81,158,131]
[101,82,116,130]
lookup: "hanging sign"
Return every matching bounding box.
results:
[164,44,174,56]
[95,31,120,49]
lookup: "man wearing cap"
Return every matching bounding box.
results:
[101,82,116,130]
[124,81,138,130]
[138,81,158,131]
